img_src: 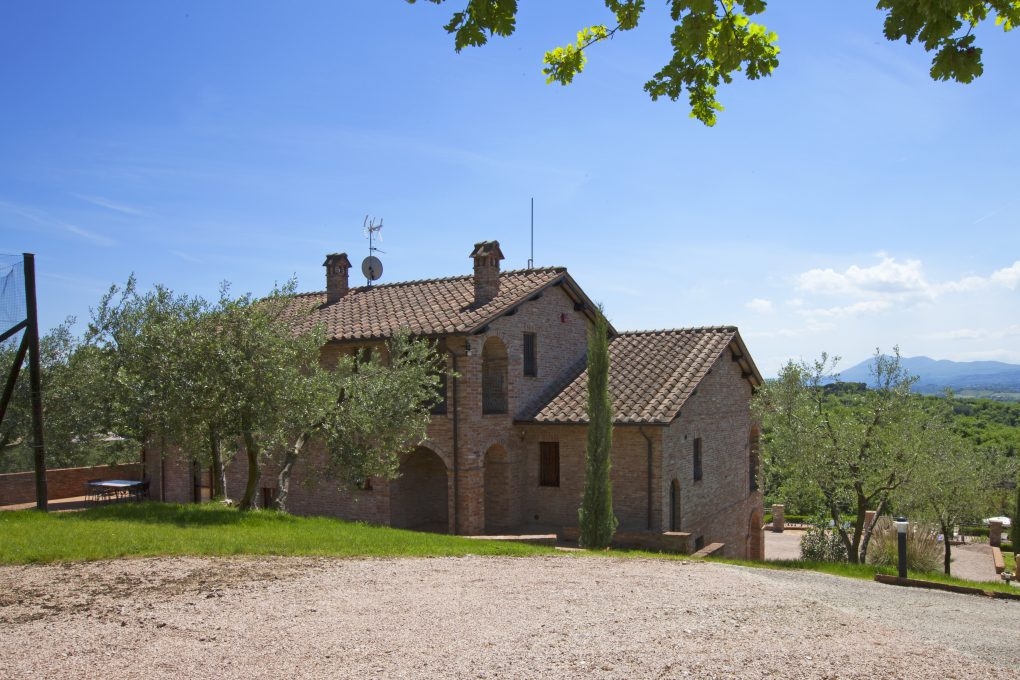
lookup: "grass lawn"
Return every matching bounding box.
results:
[712,555,1020,596]
[0,502,555,564]
[3,503,1018,597]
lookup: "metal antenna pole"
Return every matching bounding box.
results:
[528,197,534,268]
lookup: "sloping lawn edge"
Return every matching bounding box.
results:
[874,573,1020,600]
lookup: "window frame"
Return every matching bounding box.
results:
[523,332,538,377]
[539,441,560,487]
[693,437,703,482]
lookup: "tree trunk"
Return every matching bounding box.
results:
[209,425,226,500]
[942,520,953,575]
[274,431,309,512]
[859,498,886,564]
[830,503,855,563]
[238,430,260,511]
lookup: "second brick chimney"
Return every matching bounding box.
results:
[323,253,352,304]
[470,240,504,306]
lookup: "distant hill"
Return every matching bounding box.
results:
[837,356,1020,399]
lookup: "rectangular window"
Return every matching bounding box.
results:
[539,442,560,487]
[523,332,537,377]
[693,437,703,482]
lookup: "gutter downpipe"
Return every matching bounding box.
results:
[640,426,653,530]
[451,349,460,535]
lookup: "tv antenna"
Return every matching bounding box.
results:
[362,215,384,286]
[528,197,534,268]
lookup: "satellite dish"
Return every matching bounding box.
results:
[362,255,383,282]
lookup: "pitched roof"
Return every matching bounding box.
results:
[283,267,580,341]
[523,327,762,425]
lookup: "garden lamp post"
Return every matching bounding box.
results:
[894,516,908,579]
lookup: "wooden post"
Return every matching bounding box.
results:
[23,253,47,511]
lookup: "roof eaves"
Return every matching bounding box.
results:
[462,268,568,335]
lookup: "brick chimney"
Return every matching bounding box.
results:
[470,240,504,306]
[323,253,352,304]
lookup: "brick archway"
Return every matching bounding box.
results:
[389,446,449,533]
[484,444,511,533]
[747,508,764,560]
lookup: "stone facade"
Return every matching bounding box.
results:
[146,241,764,558]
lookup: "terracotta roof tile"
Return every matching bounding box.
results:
[283,268,566,341]
[525,327,746,425]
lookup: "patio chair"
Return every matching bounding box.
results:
[84,479,104,506]
[130,477,151,502]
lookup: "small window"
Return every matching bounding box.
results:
[694,535,705,551]
[539,442,560,487]
[523,332,537,377]
[693,437,703,482]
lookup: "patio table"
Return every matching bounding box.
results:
[85,479,146,504]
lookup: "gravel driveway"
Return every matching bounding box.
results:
[1,555,1016,679]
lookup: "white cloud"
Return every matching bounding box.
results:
[745,298,773,313]
[797,256,929,297]
[71,193,145,216]
[797,299,893,319]
[919,324,1020,343]
[793,256,1020,323]
[64,224,116,247]
[172,250,206,264]
[990,261,1020,290]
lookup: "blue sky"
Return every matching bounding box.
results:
[2,2,1018,376]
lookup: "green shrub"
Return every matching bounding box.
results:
[866,517,941,573]
[959,525,989,538]
[800,520,848,563]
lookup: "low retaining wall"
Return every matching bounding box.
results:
[559,527,694,554]
[0,463,142,505]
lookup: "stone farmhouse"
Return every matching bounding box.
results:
[147,241,765,558]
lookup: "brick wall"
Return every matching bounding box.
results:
[142,274,763,553]
[0,463,142,505]
[660,347,763,558]
[515,424,663,532]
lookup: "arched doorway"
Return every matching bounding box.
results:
[484,444,511,533]
[747,508,764,560]
[390,447,449,533]
[669,479,681,532]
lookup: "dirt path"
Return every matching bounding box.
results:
[1,555,1016,679]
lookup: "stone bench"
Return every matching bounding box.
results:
[691,542,726,558]
[992,546,1005,574]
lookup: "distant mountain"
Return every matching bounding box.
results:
[837,356,1020,397]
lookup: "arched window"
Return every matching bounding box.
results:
[481,336,508,414]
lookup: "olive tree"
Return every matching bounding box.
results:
[753,348,942,563]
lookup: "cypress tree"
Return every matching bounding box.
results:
[578,306,618,549]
